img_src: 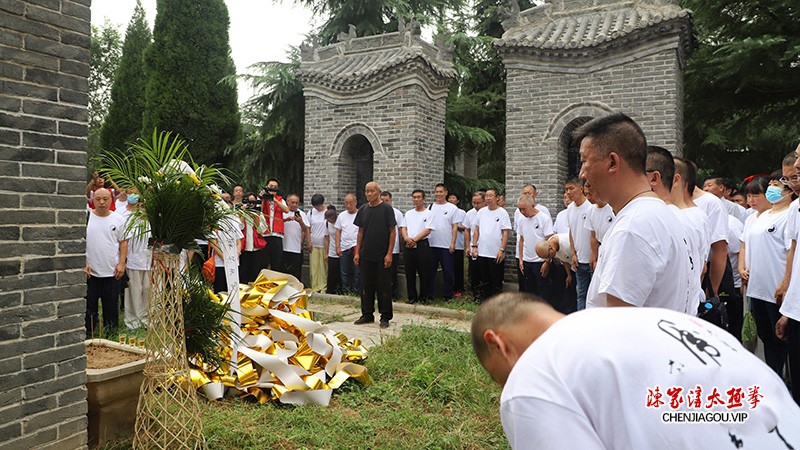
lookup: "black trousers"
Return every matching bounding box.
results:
[213,266,227,294]
[239,248,265,283]
[751,297,788,376]
[468,255,481,301]
[283,251,303,280]
[787,318,800,407]
[359,259,392,321]
[521,261,546,296]
[543,263,577,314]
[327,257,341,294]
[478,256,504,300]
[390,253,400,299]
[86,276,120,337]
[453,249,465,293]
[405,240,432,302]
[263,236,283,271]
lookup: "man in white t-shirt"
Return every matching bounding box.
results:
[307,193,329,292]
[517,195,554,297]
[472,293,800,450]
[565,178,591,310]
[401,189,435,304]
[282,194,310,281]
[553,192,571,234]
[535,233,575,314]
[693,185,730,297]
[577,113,690,311]
[85,188,128,337]
[463,191,486,301]
[448,192,468,297]
[704,176,749,222]
[514,183,552,292]
[646,147,701,315]
[381,191,405,300]
[471,188,511,299]
[427,183,460,300]
[583,181,615,271]
[335,193,360,294]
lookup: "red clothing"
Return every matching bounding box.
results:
[261,195,284,234]
[87,188,116,211]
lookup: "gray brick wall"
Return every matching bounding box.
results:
[0,1,90,448]
[503,47,685,216]
[303,83,447,214]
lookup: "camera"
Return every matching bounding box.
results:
[262,187,278,201]
[243,198,261,212]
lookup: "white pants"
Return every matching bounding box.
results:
[125,269,150,329]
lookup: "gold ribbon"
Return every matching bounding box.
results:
[190,271,371,406]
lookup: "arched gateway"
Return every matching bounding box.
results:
[496,0,695,212]
[298,25,455,212]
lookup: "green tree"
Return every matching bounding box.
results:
[87,21,122,170]
[142,0,240,166]
[100,0,152,154]
[683,0,800,178]
[224,53,306,195]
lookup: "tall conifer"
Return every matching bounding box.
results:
[100,0,151,153]
[142,0,239,165]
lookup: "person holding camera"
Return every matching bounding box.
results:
[282,194,311,281]
[239,192,267,283]
[260,178,290,272]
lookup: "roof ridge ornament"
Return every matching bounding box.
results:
[499,0,522,31]
[435,33,454,61]
[337,24,357,44]
[398,17,422,47]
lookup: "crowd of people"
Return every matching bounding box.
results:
[83,112,800,444]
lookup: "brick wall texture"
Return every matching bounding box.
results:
[303,83,447,214]
[0,1,91,448]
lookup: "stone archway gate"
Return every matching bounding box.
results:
[298,24,455,212]
[496,0,695,212]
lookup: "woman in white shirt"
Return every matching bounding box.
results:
[739,174,793,375]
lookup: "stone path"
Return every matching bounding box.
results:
[308,293,472,348]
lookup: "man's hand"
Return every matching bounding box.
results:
[565,271,573,288]
[589,256,597,272]
[384,254,392,269]
[404,237,415,247]
[776,315,789,341]
[324,252,328,263]
[114,262,125,280]
[354,252,360,266]
[337,248,342,257]
[540,260,550,278]
[739,268,749,284]
[85,264,92,279]
[518,259,524,274]
[571,252,578,272]
[775,279,789,306]
[495,250,505,264]
[307,242,313,253]
[449,243,455,254]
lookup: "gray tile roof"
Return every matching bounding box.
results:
[495,3,691,50]
[299,33,455,87]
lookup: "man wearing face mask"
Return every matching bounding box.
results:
[260,178,290,272]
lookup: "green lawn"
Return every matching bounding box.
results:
[103,325,508,449]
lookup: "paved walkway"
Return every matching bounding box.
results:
[308,293,472,348]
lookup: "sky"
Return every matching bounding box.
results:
[90,0,316,102]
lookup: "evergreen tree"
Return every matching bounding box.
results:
[683,0,800,177]
[142,0,240,166]
[87,21,122,171]
[100,0,152,154]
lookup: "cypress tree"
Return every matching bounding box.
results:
[142,0,240,165]
[100,0,152,153]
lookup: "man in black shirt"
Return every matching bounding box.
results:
[354,181,397,328]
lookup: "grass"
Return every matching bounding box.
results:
[101,325,507,450]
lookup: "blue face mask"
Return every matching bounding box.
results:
[127,193,140,205]
[765,186,785,204]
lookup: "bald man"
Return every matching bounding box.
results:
[473,292,800,449]
[353,182,396,328]
[85,188,128,337]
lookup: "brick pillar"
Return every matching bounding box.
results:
[0,1,91,448]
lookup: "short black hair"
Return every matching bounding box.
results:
[743,176,769,196]
[411,189,426,198]
[564,177,583,186]
[311,193,325,206]
[435,183,448,192]
[266,178,279,186]
[485,187,500,196]
[572,112,648,175]
[380,191,392,198]
[783,151,798,167]
[448,192,461,201]
[646,146,675,191]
